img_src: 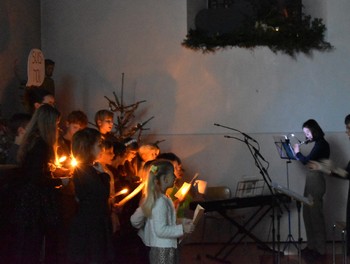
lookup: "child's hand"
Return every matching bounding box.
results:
[61,177,70,186]
[173,199,181,210]
[182,218,195,234]
[113,203,123,213]
[52,167,71,178]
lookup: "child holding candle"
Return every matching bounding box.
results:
[94,139,121,234]
[57,110,88,159]
[68,128,114,263]
[130,160,195,264]
[157,152,194,218]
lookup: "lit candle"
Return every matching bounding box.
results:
[114,182,145,207]
[71,157,78,167]
[114,188,128,198]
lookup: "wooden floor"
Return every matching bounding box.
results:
[179,242,347,264]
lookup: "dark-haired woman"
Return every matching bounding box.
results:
[293,119,330,261]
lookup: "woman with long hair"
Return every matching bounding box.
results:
[13,104,63,264]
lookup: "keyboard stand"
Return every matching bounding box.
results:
[206,202,281,263]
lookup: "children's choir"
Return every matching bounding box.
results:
[0,87,198,264]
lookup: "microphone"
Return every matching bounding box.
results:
[214,123,258,143]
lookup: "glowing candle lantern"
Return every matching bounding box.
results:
[175,182,191,202]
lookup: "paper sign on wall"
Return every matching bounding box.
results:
[26,49,45,87]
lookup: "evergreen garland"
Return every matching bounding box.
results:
[182,14,333,57]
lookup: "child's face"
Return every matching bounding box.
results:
[66,122,84,138]
[97,147,114,165]
[124,149,137,162]
[163,169,176,189]
[140,149,159,162]
[172,161,184,179]
[98,117,114,134]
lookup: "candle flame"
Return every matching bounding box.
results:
[113,188,129,198]
[71,157,78,167]
[120,188,128,195]
[58,156,67,163]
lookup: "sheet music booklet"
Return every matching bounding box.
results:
[273,135,297,160]
[192,204,204,225]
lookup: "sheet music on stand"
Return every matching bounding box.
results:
[271,181,313,206]
[273,135,297,160]
[235,179,265,198]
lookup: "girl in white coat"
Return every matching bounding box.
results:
[131,160,194,264]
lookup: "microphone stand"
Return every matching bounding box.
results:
[215,123,273,193]
[218,123,283,264]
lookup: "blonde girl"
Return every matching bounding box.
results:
[131,159,194,264]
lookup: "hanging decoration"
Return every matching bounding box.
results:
[182,13,333,57]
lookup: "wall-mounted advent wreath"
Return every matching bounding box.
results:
[183,0,333,57]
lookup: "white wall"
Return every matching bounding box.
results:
[41,0,350,242]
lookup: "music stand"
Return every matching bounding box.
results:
[273,136,299,256]
[273,135,297,161]
[272,182,313,264]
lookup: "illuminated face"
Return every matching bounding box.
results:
[125,150,137,162]
[173,161,184,179]
[346,123,350,138]
[140,149,159,162]
[303,127,313,141]
[98,147,114,165]
[98,118,114,134]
